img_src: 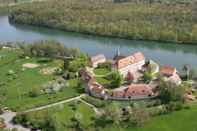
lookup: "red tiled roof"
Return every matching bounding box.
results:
[0,123,6,129]
[125,72,134,81]
[112,90,125,97]
[168,74,181,85]
[89,82,104,94]
[124,84,153,97]
[160,66,176,76]
[112,84,153,98]
[79,69,92,81]
[91,54,106,63]
[115,52,145,69]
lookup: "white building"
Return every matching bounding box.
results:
[90,54,106,68]
[113,52,145,79]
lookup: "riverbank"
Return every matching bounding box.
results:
[9,0,197,44]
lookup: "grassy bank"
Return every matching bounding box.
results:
[9,0,197,44]
[101,104,197,131]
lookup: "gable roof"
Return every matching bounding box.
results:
[112,84,153,97]
[115,52,145,69]
[88,81,104,94]
[91,54,106,63]
[124,84,153,97]
[79,68,92,82]
[160,65,176,76]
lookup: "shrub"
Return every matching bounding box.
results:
[28,87,39,97]
[12,114,28,125]
[106,71,123,88]
[0,107,3,115]
[54,68,64,75]
[166,101,183,112]
[7,70,15,75]
[97,63,112,70]
[37,58,52,63]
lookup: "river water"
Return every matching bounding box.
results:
[0,15,197,71]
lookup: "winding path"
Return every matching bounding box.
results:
[22,94,85,113]
[0,94,87,131]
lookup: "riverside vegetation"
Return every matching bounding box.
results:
[8,0,197,44]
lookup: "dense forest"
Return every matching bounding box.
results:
[0,0,15,4]
[9,0,197,44]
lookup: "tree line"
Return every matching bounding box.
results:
[8,0,197,44]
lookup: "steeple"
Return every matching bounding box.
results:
[116,47,120,56]
[113,47,125,60]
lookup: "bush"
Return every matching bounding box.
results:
[37,58,52,63]
[12,114,28,125]
[97,63,112,70]
[166,101,183,112]
[7,70,15,75]
[0,107,3,114]
[54,68,64,75]
[28,87,39,97]
[106,71,123,88]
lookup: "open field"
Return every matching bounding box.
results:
[15,100,96,130]
[0,48,80,111]
[15,96,197,131]
[99,104,197,131]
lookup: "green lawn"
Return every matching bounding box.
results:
[93,68,111,76]
[0,48,19,65]
[95,77,111,86]
[18,99,197,131]
[0,48,80,111]
[20,100,95,130]
[101,104,197,131]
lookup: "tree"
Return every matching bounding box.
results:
[93,102,121,129]
[143,71,154,83]
[69,116,83,131]
[130,106,150,127]
[158,79,186,104]
[105,103,122,125]
[182,64,190,80]
[110,71,123,88]
[28,87,39,97]
[42,112,56,131]
[188,68,196,80]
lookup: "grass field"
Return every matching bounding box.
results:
[19,98,197,131]
[100,104,197,131]
[20,100,96,130]
[93,68,111,76]
[0,48,80,111]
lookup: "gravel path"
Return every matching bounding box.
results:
[0,94,85,130]
[22,94,85,113]
[0,111,30,131]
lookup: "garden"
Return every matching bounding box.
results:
[0,41,86,111]
[13,100,96,131]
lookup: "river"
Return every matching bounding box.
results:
[0,15,197,71]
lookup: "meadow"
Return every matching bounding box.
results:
[0,48,80,111]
